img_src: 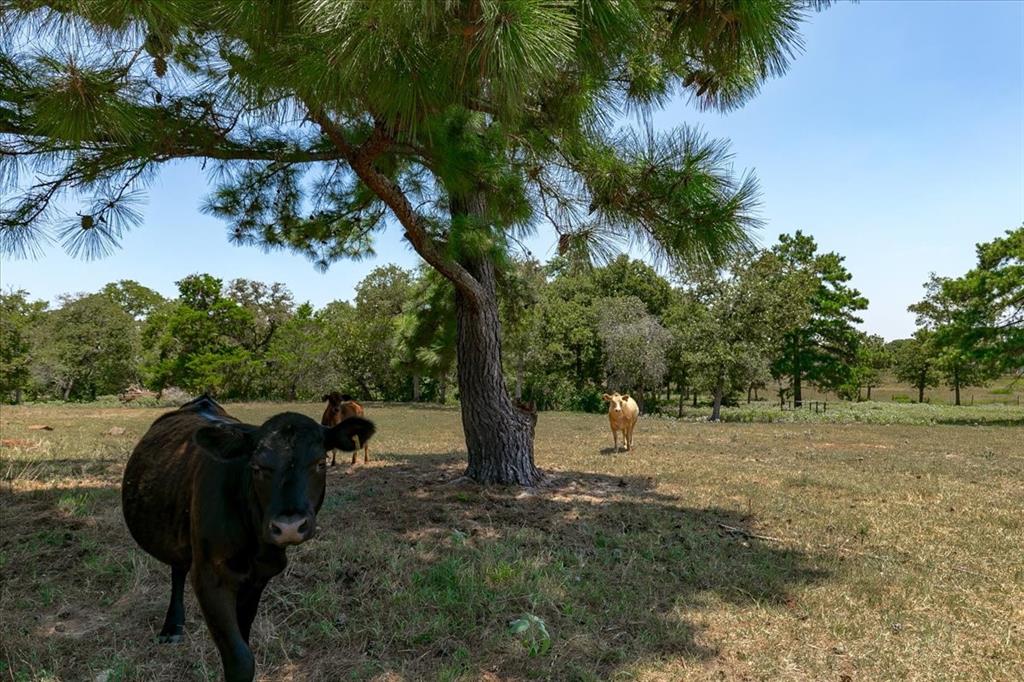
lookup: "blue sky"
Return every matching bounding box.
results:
[2,0,1021,340]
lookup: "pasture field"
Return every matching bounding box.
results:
[1,402,1022,681]
[767,374,1022,407]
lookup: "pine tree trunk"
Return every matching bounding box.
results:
[692,389,698,408]
[446,183,541,487]
[455,258,541,485]
[747,386,752,404]
[438,375,447,404]
[14,388,22,404]
[677,381,685,417]
[867,385,872,400]
[954,367,961,406]
[917,375,925,404]
[413,374,421,402]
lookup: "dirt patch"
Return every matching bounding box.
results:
[36,607,110,639]
[1,438,43,448]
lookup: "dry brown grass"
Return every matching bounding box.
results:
[1,402,1022,681]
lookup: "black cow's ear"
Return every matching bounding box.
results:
[194,425,255,462]
[321,394,330,403]
[325,417,375,452]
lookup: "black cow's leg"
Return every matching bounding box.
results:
[157,563,188,643]
[236,579,268,644]
[194,569,254,682]
[330,449,336,466]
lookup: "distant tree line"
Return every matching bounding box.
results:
[2,228,1018,414]
[896,226,1022,405]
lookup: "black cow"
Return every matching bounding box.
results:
[121,396,374,682]
[320,392,368,465]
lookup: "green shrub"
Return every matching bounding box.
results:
[567,386,605,413]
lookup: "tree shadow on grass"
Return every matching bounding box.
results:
[294,452,831,680]
[0,482,166,677]
[1,481,225,681]
[3,453,831,681]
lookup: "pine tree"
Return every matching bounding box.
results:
[941,227,1023,374]
[770,231,868,406]
[909,274,995,405]
[2,0,832,483]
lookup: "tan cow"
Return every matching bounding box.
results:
[321,392,369,465]
[602,392,639,452]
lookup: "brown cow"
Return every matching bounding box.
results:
[321,392,370,465]
[602,392,639,452]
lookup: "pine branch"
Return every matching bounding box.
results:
[2,117,345,164]
[306,104,486,305]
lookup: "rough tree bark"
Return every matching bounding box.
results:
[455,257,541,485]
[450,194,541,486]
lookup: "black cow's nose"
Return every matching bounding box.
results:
[268,514,314,546]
